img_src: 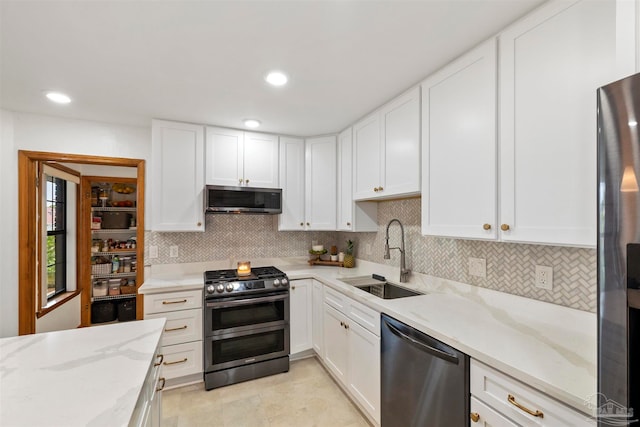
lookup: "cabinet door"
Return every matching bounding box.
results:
[338,128,377,232]
[151,120,204,232]
[243,132,279,188]
[323,304,348,385]
[305,136,336,230]
[499,0,635,246]
[278,137,305,231]
[347,319,381,424]
[290,279,313,354]
[380,87,421,198]
[205,126,244,187]
[422,39,497,240]
[311,280,324,359]
[353,113,382,200]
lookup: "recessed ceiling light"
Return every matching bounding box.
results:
[265,71,288,87]
[45,91,71,104]
[244,119,261,128]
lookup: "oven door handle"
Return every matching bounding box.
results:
[206,293,288,308]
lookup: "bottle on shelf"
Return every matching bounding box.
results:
[112,256,120,273]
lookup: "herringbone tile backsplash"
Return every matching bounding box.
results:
[146,198,596,312]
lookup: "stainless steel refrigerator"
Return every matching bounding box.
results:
[598,72,640,426]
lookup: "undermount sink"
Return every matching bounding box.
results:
[340,276,423,299]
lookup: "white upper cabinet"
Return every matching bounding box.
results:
[499,0,635,246]
[243,132,279,188]
[380,87,421,197]
[353,113,382,200]
[278,136,306,231]
[151,120,205,232]
[421,39,497,240]
[353,87,420,201]
[305,136,336,230]
[337,128,377,232]
[205,127,279,188]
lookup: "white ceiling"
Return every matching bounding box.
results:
[1,0,545,136]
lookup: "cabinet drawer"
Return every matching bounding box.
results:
[324,287,349,314]
[470,360,594,426]
[471,396,518,426]
[159,341,203,380]
[147,309,202,346]
[348,298,379,336]
[144,290,202,314]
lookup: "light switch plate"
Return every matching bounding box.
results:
[469,258,486,278]
[149,245,158,259]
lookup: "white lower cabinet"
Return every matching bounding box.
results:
[471,397,518,427]
[144,289,203,386]
[290,279,313,354]
[470,360,595,426]
[322,287,381,425]
[311,280,324,358]
[131,345,164,427]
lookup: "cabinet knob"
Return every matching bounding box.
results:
[300,222,304,227]
[238,178,243,184]
[373,187,378,192]
[378,186,383,191]
[306,222,310,226]
[346,222,351,226]
[340,321,344,326]
[470,412,480,423]
[197,222,202,227]
[483,223,491,230]
[245,179,250,184]
[501,224,510,231]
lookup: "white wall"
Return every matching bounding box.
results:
[0,110,151,337]
[35,296,81,333]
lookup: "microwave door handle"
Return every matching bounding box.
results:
[206,293,288,308]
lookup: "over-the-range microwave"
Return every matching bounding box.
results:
[204,185,282,214]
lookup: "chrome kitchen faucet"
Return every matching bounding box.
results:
[383,219,410,283]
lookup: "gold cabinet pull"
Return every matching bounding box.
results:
[346,222,351,226]
[197,222,202,227]
[340,321,344,326]
[378,186,383,191]
[470,412,480,423]
[507,394,543,418]
[501,224,510,231]
[239,178,243,184]
[374,187,379,192]
[164,358,188,366]
[291,285,296,290]
[162,299,187,305]
[245,179,250,184]
[483,223,491,230]
[154,354,164,367]
[156,377,166,392]
[165,325,187,332]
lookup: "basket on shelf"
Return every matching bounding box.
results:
[120,284,136,295]
[92,263,112,275]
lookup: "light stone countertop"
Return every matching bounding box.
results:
[139,257,596,415]
[0,318,166,427]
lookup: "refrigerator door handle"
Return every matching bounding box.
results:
[384,319,459,364]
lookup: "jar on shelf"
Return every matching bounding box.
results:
[112,256,120,273]
[122,257,132,273]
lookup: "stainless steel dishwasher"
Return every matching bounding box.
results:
[381,314,469,427]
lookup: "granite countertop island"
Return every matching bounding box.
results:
[140,257,596,415]
[0,318,165,427]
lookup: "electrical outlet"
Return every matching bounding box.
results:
[365,243,372,256]
[469,258,486,278]
[169,246,179,258]
[535,265,553,290]
[149,245,158,259]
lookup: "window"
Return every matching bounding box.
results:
[46,175,67,299]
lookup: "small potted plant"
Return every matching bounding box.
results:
[343,240,355,268]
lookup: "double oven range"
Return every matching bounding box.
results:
[203,266,290,390]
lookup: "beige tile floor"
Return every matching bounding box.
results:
[162,357,372,427]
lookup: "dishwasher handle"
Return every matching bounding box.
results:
[384,319,459,365]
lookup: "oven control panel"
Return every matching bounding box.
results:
[205,278,288,295]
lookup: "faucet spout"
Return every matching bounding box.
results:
[384,219,410,283]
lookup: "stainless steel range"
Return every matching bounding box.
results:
[203,266,290,390]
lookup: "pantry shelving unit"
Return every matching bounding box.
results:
[82,176,144,325]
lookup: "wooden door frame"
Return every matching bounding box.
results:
[18,150,145,335]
